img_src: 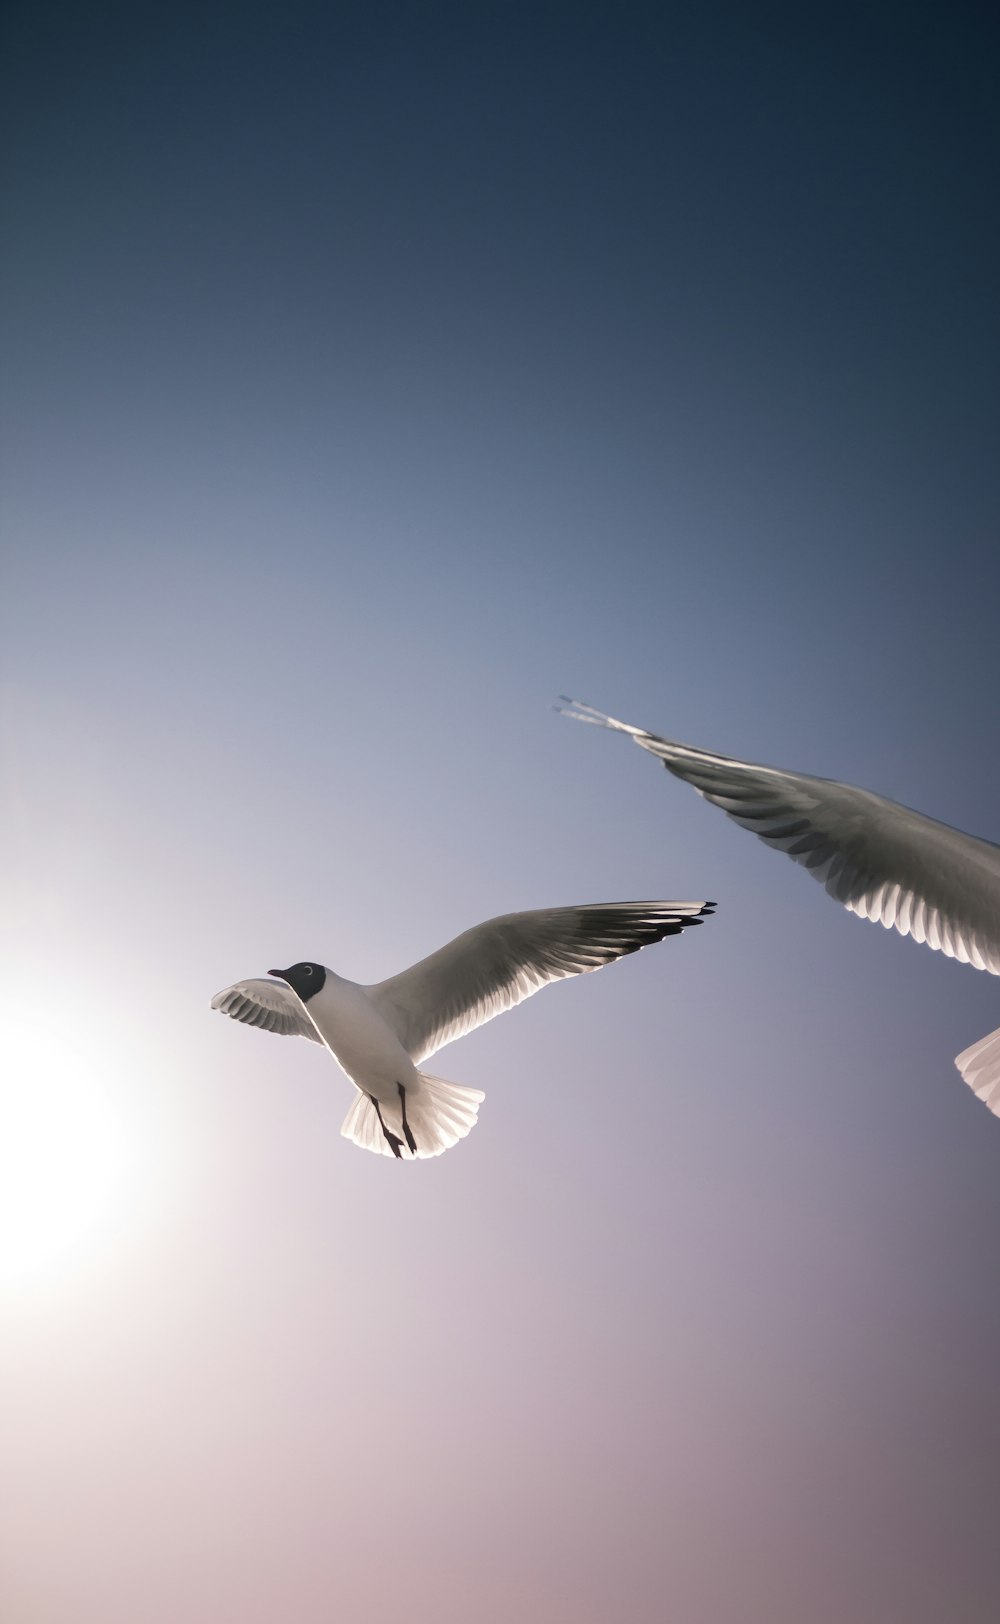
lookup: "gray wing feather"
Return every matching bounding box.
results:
[210,978,325,1042]
[558,699,1000,976]
[367,901,712,1064]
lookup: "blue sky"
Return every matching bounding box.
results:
[3,4,1000,1621]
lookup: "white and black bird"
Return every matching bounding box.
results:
[558,697,1000,1115]
[211,900,714,1159]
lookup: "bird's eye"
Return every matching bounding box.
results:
[304,965,313,975]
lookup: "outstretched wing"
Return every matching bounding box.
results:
[367,900,713,1064]
[557,698,1000,975]
[210,977,325,1042]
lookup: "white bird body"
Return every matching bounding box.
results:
[558,697,1000,1115]
[212,899,713,1159]
[306,971,421,1103]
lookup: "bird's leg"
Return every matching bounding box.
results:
[397,1081,417,1156]
[369,1094,404,1159]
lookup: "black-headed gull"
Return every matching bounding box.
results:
[211,901,714,1159]
[558,697,1000,1115]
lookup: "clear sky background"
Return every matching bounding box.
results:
[2,3,999,1621]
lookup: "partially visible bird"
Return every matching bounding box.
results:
[557,696,1000,1115]
[211,900,714,1159]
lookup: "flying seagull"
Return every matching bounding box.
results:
[211,901,713,1159]
[557,697,1000,1116]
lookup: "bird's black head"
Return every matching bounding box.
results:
[269,962,326,1002]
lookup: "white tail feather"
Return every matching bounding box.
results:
[955,1027,1000,1115]
[340,1071,485,1159]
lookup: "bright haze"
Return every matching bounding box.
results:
[2,4,999,1622]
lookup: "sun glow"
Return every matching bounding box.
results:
[0,1012,133,1288]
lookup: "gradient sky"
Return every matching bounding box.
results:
[2,3,1000,1621]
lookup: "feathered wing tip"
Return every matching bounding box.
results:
[340,1072,485,1160]
[554,696,649,736]
[954,1027,1000,1115]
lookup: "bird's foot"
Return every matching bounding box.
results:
[397,1081,418,1156]
[371,1094,406,1159]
